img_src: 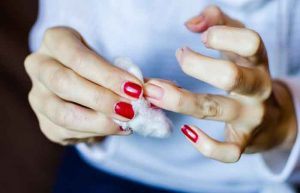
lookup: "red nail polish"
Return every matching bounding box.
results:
[150,103,160,109]
[123,81,142,99]
[115,102,135,119]
[181,125,198,143]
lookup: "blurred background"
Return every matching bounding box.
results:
[0,1,63,192]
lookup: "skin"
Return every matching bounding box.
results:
[144,6,297,163]
[25,27,142,145]
[25,6,297,163]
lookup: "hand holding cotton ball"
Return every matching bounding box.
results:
[113,57,172,138]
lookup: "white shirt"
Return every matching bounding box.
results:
[29,0,300,192]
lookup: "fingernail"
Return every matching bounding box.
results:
[185,15,204,26]
[201,31,208,44]
[176,46,191,61]
[150,103,160,109]
[175,47,184,61]
[114,102,135,119]
[176,46,194,61]
[118,127,133,135]
[123,81,142,99]
[185,15,209,32]
[181,125,198,143]
[119,126,126,131]
[144,83,164,100]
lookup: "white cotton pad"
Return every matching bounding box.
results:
[113,57,172,138]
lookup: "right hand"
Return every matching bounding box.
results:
[24,27,143,145]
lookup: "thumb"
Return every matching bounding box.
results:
[185,5,244,33]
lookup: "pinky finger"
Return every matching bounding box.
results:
[36,113,131,146]
[180,125,242,163]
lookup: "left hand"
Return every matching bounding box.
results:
[144,6,297,163]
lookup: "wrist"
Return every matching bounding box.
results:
[272,80,297,150]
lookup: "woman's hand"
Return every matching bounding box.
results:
[144,6,297,163]
[25,27,143,145]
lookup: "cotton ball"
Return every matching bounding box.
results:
[114,57,144,82]
[113,57,172,138]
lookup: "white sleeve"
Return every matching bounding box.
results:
[258,77,300,183]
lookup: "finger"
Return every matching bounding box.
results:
[181,125,242,163]
[36,113,131,145]
[144,79,241,122]
[201,26,267,63]
[28,86,126,136]
[40,27,143,100]
[29,54,134,121]
[37,112,102,145]
[185,5,244,33]
[176,47,272,99]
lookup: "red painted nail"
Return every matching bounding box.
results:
[114,102,135,119]
[150,103,160,109]
[181,125,198,143]
[123,81,142,99]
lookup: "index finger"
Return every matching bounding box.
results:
[40,27,143,100]
[144,79,241,122]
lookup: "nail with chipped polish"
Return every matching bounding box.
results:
[181,125,198,143]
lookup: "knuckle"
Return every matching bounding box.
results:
[206,5,222,14]
[24,54,37,76]
[27,89,35,107]
[69,47,89,70]
[27,89,41,114]
[43,26,81,53]
[172,91,185,112]
[44,27,61,45]
[196,94,221,118]
[24,54,33,71]
[102,69,121,85]
[207,5,224,22]
[92,91,104,111]
[207,5,222,13]
[49,68,72,95]
[54,106,74,128]
[44,27,71,42]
